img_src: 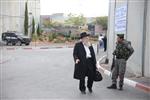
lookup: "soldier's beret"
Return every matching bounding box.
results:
[117,34,124,39]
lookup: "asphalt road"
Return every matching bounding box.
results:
[0,48,149,100]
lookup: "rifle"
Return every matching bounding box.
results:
[111,55,115,71]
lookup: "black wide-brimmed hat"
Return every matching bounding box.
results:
[80,32,90,39]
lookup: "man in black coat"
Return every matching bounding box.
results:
[102,35,107,52]
[73,32,97,94]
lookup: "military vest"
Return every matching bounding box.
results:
[113,40,134,60]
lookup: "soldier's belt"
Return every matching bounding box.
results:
[116,57,125,59]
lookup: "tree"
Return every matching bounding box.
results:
[95,16,108,30]
[37,23,41,36]
[24,2,28,36]
[32,17,35,35]
[65,13,86,26]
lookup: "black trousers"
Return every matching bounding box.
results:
[79,58,94,91]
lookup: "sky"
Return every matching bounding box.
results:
[40,0,109,17]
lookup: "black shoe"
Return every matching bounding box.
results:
[81,91,86,94]
[88,88,93,93]
[107,84,117,89]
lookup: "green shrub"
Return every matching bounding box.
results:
[65,37,70,41]
[57,33,65,37]
[70,33,80,40]
[32,34,38,42]
[53,38,65,43]
[52,33,57,39]
[38,35,43,41]
[70,35,80,40]
[48,34,53,42]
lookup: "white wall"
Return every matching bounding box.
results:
[0,0,40,37]
[127,0,145,76]
[107,0,116,66]
[0,0,2,39]
[144,0,150,77]
[1,1,21,32]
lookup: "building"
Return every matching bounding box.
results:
[49,13,66,22]
[41,13,66,25]
[107,0,149,77]
[0,0,40,39]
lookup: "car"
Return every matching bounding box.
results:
[2,31,31,46]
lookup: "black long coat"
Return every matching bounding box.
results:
[73,42,96,80]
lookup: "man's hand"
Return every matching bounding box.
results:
[75,59,80,64]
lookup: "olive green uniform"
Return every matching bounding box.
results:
[112,40,134,87]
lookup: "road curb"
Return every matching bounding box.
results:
[97,55,150,93]
[1,44,98,51]
[1,45,74,51]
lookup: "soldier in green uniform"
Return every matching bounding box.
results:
[107,34,134,90]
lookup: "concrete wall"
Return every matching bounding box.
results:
[0,0,2,36]
[107,0,116,66]
[1,0,23,33]
[127,0,145,76]
[144,0,150,77]
[107,0,149,77]
[0,0,40,39]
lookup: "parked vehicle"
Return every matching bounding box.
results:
[2,32,31,46]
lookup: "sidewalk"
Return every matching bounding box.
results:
[96,50,150,93]
[100,63,150,87]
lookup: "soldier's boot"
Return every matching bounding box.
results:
[119,85,123,90]
[107,84,117,89]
